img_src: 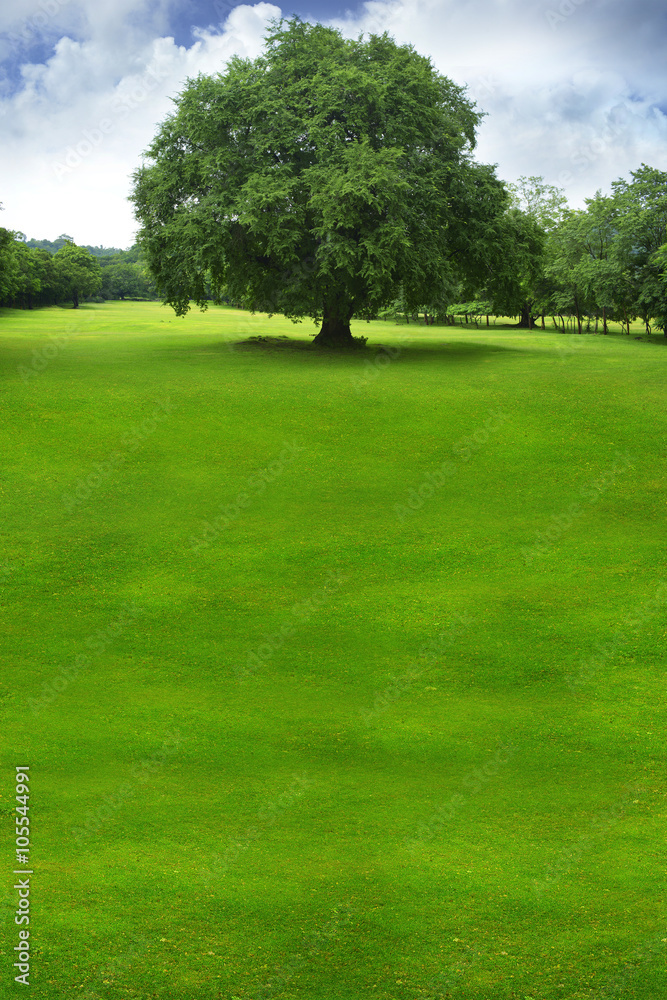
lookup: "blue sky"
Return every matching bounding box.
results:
[1,0,666,248]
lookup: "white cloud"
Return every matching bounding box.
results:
[0,4,281,245]
[331,0,667,205]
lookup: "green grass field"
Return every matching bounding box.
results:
[1,301,666,999]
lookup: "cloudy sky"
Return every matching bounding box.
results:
[1,0,666,248]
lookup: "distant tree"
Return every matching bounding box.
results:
[569,194,634,335]
[25,234,75,255]
[543,211,597,335]
[0,201,18,305]
[507,176,569,232]
[610,164,667,334]
[500,177,568,327]
[0,228,19,305]
[101,262,142,300]
[12,242,45,309]
[25,237,124,257]
[53,242,102,308]
[482,208,545,326]
[131,18,508,347]
[99,252,158,301]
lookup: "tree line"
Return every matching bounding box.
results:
[441,166,667,335]
[0,226,158,309]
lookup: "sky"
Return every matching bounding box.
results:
[0,0,666,249]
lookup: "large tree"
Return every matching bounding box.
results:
[131,18,508,347]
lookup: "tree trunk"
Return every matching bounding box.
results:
[73,290,79,309]
[574,295,582,334]
[312,296,355,348]
[516,303,532,328]
[602,306,607,335]
[486,314,490,327]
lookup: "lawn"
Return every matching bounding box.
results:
[1,300,666,999]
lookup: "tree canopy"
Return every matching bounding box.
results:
[52,242,102,308]
[131,17,508,346]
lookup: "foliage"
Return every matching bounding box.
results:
[0,227,116,309]
[445,298,494,324]
[52,242,102,308]
[482,208,546,323]
[460,178,567,328]
[0,225,19,303]
[506,175,569,231]
[610,164,667,333]
[131,17,508,346]
[99,256,157,300]
[543,210,594,334]
[25,234,124,257]
[538,165,667,335]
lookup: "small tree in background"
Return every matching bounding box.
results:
[53,242,102,308]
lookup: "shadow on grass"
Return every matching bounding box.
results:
[196,334,535,366]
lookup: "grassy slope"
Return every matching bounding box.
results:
[1,301,666,1000]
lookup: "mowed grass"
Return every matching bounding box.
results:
[1,301,666,1000]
